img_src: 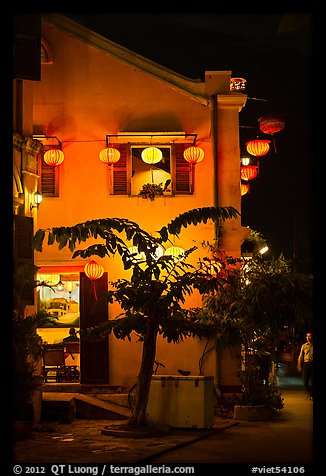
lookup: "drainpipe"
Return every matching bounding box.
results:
[210,93,222,396]
[211,94,222,245]
[211,94,218,210]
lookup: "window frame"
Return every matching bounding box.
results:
[109,142,193,196]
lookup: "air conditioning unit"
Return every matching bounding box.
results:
[146,375,214,428]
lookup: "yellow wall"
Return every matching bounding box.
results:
[32,17,247,389]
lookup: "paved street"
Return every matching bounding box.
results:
[9,383,316,474]
[144,388,314,465]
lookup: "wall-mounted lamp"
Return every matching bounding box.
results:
[30,190,43,210]
[241,156,251,166]
[259,245,269,255]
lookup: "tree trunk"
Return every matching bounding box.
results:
[129,317,159,427]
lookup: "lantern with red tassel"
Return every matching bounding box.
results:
[183,146,205,164]
[84,260,104,300]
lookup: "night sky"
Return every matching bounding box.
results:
[63,12,313,272]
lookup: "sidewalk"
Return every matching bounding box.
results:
[12,415,237,464]
[11,384,314,466]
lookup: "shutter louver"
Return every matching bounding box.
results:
[174,144,192,194]
[13,215,35,305]
[41,161,56,196]
[112,144,129,195]
[40,148,59,196]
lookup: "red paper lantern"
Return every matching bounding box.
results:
[183,146,205,164]
[258,114,285,136]
[246,139,270,157]
[44,149,65,166]
[240,165,258,181]
[84,260,104,280]
[240,183,250,196]
[99,147,120,164]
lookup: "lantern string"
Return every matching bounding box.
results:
[273,137,277,154]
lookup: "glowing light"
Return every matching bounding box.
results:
[141,147,162,164]
[246,139,270,157]
[240,165,258,181]
[241,183,250,196]
[99,147,120,164]
[37,274,60,286]
[84,260,104,281]
[44,149,64,166]
[127,246,146,261]
[164,246,185,261]
[183,146,205,164]
[230,77,246,92]
[259,246,269,255]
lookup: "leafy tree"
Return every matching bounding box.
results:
[13,263,58,422]
[33,206,239,427]
[197,252,313,411]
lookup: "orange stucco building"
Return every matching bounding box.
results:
[13,14,249,393]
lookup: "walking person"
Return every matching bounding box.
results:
[297,331,313,400]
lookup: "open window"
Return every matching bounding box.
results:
[108,141,193,196]
[131,146,172,196]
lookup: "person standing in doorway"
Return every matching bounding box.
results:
[297,331,313,400]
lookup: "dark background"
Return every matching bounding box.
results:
[63,12,314,273]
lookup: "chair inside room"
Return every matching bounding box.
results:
[42,344,67,383]
[63,342,80,381]
[43,344,79,383]
[64,341,80,356]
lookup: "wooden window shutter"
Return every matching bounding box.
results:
[79,272,109,384]
[111,144,130,195]
[13,215,35,305]
[13,14,41,81]
[39,148,59,197]
[173,144,193,194]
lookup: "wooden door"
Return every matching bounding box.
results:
[79,272,109,384]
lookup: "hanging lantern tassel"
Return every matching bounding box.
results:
[84,260,104,300]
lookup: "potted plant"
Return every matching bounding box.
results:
[138,179,171,201]
[13,263,57,439]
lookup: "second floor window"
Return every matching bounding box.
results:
[108,143,194,196]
